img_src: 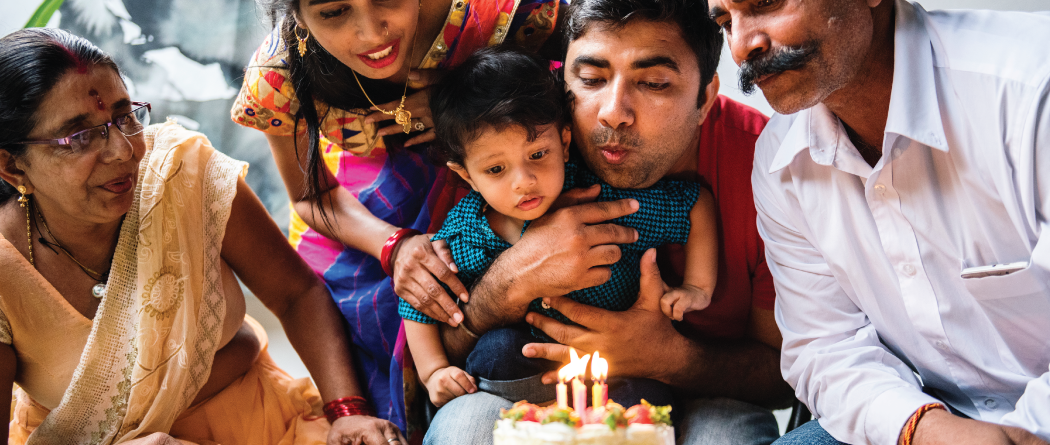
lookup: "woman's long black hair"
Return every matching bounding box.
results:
[0,28,120,204]
[259,0,412,227]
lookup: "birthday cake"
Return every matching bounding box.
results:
[493,400,674,445]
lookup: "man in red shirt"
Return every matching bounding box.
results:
[415,0,794,442]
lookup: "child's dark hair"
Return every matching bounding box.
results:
[429,46,567,166]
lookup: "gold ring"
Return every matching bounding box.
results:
[387,439,400,444]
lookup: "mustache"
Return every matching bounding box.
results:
[738,42,818,95]
[589,127,641,148]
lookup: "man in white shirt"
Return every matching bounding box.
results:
[708,0,1050,444]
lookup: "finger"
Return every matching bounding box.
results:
[408,69,444,88]
[451,368,478,394]
[421,249,468,301]
[363,110,393,124]
[525,309,590,344]
[584,244,623,268]
[580,222,639,247]
[635,249,668,313]
[376,123,409,138]
[673,302,687,321]
[431,238,459,274]
[577,266,613,290]
[571,198,639,224]
[660,295,676,320]
[550,184,601,210]
[404,129,436,147]
[540,295,607,330]
[521,342,570,362]
[402,280,452,324]
[411,275,462,326]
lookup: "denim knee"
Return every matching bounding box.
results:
[466,326,559,381]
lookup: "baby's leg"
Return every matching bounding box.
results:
[466,325,560,381]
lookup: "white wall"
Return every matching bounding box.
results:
[717,0,1050,117]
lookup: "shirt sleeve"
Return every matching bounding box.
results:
[230,63,301,137]
[998,73,1050,442]
[752,121,938,445]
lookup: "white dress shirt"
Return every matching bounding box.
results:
[752,1,1050,444]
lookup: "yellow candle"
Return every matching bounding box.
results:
[557,381,568,409]
[591,351,608,408]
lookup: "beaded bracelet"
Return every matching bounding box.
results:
[323,396,375,423]
[900,403,946,445]
[380,228,422,277]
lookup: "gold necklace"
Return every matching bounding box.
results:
[352,69,413,134]
[33,205,110,298]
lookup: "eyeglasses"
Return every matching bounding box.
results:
[18,102,152,155]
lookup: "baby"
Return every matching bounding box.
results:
[400,47,718,409]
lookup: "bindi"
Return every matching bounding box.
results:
[89,89,105,111]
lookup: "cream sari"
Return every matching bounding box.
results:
[3,121,246,443]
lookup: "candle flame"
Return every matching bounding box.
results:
[591,351,608,381]
[558,347,593,383]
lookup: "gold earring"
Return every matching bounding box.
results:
[16,185,28,208]
[295,25,310,57]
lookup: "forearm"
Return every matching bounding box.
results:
[662,332,794,408]
[405,321,450,384]
[439,254,534,365]
[294,186,397,259]
[277,282,363,401]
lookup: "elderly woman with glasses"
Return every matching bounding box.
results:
[0,28,406,445]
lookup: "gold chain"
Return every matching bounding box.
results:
[36,208,108,282]
[352,69,413,134]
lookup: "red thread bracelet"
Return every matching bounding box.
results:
[323,396,374,423]
[380,228,421,277]
[900,403,946,445]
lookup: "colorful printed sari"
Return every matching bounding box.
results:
[231,0,566,438]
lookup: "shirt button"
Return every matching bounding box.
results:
[902,264,917,276]
[874,184,886,192]
[984,398,998,409]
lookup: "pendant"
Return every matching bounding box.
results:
[92,283,106,299]
[394,107,412,134]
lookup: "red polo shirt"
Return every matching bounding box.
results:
[428,95,773,340]
[657,95,773,339]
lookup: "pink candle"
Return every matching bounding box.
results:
[573,377,587,413]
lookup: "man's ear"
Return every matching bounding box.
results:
[697,73,721,127]
[0,150,30,193]
[447,161,479,192]
[560,125,572,160]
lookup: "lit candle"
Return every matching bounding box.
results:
[574,353,591,416]
[591,351,608,408]
[556,362,571,409]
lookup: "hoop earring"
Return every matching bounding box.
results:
[295,25,310,57]
[16,185,28,208]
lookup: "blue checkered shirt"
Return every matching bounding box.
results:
[398,161,703,337]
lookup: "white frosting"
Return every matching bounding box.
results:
[493,421,674,445]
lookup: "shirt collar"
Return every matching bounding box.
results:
[768,0,948,174]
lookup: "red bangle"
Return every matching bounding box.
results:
[900,403,946,445]
[380,228,421,277]
[323,396,374,423]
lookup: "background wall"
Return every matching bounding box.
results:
[2,0,1047,395]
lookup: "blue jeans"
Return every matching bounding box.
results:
[773,420,846,445]
[466,327,674,407]
[424,393,780,445]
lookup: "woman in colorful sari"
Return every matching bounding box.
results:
[0,28,405,445]
[231,0,567,437]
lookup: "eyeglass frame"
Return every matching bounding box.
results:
[16,101,152,150]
